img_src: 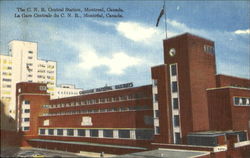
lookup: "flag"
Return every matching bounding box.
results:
[156,8,164,27]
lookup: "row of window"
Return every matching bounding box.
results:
[38,64,55,69]
[1,91,11,95]
[204,45,215,54]
[43,105,151,116]
[39,128,154,140]
[57,91,79,95]
[47,82,55,86]
[1,59,12,64]
[2,84,11,88]
[2,66,12,70]
[2,78,11,82]
[21,101,31,131]
[2,72,12,76]
[46,93,148,109]
[152,79,160,135]
[170,63,181,145]
[234,97,250,106]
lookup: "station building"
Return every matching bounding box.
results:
[16,33,250,157]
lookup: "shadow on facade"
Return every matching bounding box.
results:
[0,100,22,156]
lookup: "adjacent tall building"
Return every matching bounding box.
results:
[0,40,82,120]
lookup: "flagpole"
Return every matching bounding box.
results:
[163,0,167,39]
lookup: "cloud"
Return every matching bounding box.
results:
[116,21,159,43]
[234,29,250,34]
[49,24,145,77]
[76,46,143,75]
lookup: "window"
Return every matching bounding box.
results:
[28,51,33,54]
[28,56,33,59]
[238,132,247,142]
[154,94,158,102]
[153,79,158,86]
[77,129,85,136]
[120,107,128,111]
[103,130,113,138]
[90,129,98,137]
[67,129,74,136]
[100,98,106,103]
[170,64,177,76]
[107,98,112,102]
[144,115,153,125]
[100,109,107,113]
[175,132,181,144]
[155,110,160,118]
[242,98,247,105]
[24,118,29,122]
[39,129,45,134]
[172,81,178,93]
[23,127,30,131]
[204,45,215,54]
[120,96,127,101]
[234,97,250,106]
[118,130,130,138]
[3,78,11,82]
[113,97,119,102]
[174,115,180,127]
[24,100,30,104]
[48,129,54,135]
[136,130,154,140]
[57,129,63,135]
[155,127,160,134]
[24,109,30,113]
[107,108,114,112]
[173,98,179,109]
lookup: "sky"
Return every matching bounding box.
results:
[0,0,249,89]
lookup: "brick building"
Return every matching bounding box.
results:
[16,33,250,157]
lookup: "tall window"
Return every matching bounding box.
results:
[175,132,181,144]
[155,110,160,118]
[170,64,177,76]
[174,115,180,127]
[154,94,158,102]
[155,127,160,134]
[172,82,178,93]
[173,98,179,109]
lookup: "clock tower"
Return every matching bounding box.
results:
[151,33,217,144]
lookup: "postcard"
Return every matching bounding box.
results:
[1,0,249,157]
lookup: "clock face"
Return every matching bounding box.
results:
[169,48,176,57]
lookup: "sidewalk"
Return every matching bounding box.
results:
[78,151,117,157]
